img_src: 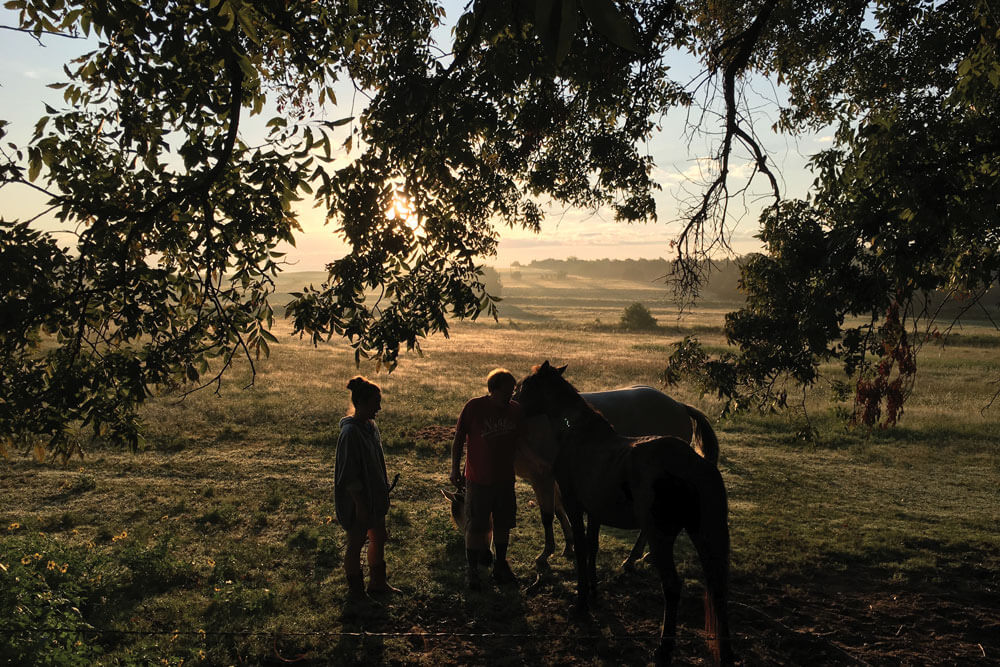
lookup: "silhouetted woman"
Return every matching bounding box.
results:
[335,376,400,600]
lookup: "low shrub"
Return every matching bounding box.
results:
[620,302,658,330]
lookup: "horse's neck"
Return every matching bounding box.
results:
[559,399,616,442]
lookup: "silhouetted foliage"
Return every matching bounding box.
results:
[2,0,998,452]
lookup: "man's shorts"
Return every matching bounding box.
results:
[464,479,516,535]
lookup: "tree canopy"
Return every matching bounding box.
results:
[667,0,1000,426]
[1,0,998,453]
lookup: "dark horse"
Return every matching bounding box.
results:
[515,362,735,666]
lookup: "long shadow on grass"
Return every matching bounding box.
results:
[334,598,393,665]
[421,529,547,664]
[446,537,700,665]
[730,537,1000,665]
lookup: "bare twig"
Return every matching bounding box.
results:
[0,24,83,40]
[671,2,780,298]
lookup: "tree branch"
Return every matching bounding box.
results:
[0,24,83,40]
[672,1,780,296]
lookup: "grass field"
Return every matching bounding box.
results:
[3,270,999,665]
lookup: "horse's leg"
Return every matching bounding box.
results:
[692,526,734,666]
[553,482,575,558]
[566,506,590,615]
[585,513,600,596]
[647,527,681,667]
[622,528,648,572]
[528,476,557,568]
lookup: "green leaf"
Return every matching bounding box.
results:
[236,54,256,80]
[218,1,236,31]
[27,155,41,182]
[580,0,644,54]
[322,116,354,128]
[235,5,260,44]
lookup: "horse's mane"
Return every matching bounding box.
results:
[532,364,616,437]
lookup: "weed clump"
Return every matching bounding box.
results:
[60,474,97,495]
[195,504,239,529]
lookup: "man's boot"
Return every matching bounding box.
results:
[368,561,402,595]
[492,542,518,586]
[345,571,369,602]
[492,559,519,586]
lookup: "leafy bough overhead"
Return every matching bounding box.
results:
[665,0,1000,427]
[2,0,351,454]
[2,0,998,455]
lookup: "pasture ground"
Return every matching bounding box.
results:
[2,270,999,665]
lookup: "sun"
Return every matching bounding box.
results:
[387,193,421,232]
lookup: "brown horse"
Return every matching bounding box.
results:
[442,386,717,570]
[532,386,718,570]
[515,362,734,667]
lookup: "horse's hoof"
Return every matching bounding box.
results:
[652,644,674,666]
[524,573,545,596]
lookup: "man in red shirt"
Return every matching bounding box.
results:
[450,368,523,589]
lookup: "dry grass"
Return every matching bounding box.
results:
[2,274,998,665]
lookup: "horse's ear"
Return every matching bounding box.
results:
[556,364,567,375]
[540,360,551,370]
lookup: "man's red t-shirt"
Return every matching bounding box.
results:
[457,396,523,485]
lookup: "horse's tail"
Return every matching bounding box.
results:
[686,405,719,466]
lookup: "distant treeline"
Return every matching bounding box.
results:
[510,257,745,301]
[502,257,1000,319]
[918,286,1000,322]
[270,261,998,324]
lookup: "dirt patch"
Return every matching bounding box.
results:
[406,424,456,443]
[730,584,998,666]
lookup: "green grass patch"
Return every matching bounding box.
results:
[2,281,998,665]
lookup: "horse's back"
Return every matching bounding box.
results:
[574,434,722,530]
[581,386,692,441]
[628,435,727,529]
[629,434,719,481]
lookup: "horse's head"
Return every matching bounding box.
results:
[515,360,571,418]
[440,488,466,531]
[518,361,617,443]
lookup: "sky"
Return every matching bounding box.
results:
[0,6,830,271]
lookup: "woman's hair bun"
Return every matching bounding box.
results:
[346,375,380,409]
